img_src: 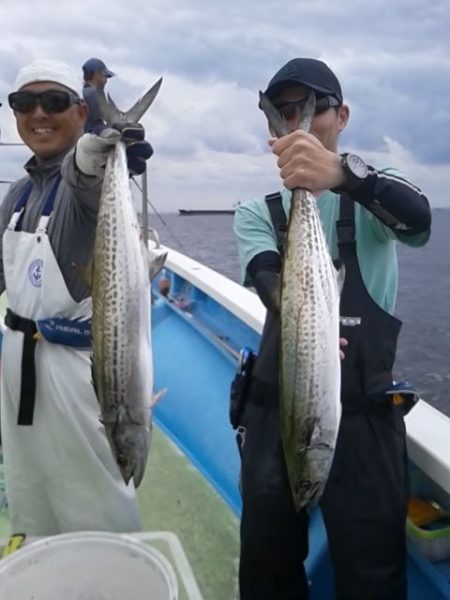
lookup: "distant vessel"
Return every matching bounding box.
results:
[178,208,235,216]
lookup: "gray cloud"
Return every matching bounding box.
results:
[0,0,448,208]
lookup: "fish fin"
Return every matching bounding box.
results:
[149,251,168,281]
[297,91,316,133]
[296,417,333,454]
[152,388,167,407]
[72,260,94,291]
[106,93,124,121]
[303,416,318,448]
[96,78,163,126]
[143,243,168,281]
[258,91,290,138]
[90,354,99,400]
[258,90,316,137]
[95,90,119,126]
[141,226,161,248]
[337,264,346,295]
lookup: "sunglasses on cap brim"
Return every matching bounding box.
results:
[8,90,83,114]
[273,95,341,121]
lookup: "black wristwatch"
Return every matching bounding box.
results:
[332,153,369,193]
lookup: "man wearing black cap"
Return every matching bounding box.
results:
[234,58,431,599]
[82,57,116,133]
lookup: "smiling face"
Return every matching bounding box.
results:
[14,81,87,163]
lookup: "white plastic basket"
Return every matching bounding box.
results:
[0,530,179,599]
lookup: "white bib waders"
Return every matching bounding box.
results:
[0,176,141,535]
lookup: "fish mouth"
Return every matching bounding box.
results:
[117,454,134,485]
[117,452,146,488]
[299,442,333,453]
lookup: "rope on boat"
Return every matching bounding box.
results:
[131,178,189,254]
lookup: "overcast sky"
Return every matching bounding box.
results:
[0,0,449,210]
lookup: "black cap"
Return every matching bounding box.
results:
[263,58,343,103]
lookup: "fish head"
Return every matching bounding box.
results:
[106,419,152,488]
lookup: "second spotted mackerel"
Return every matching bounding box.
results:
[259,90,343,511]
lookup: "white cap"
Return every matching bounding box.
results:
[13,59,81,96]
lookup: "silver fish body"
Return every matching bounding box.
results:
[258,90,342,512]
[91,141,153,488]
[280,187,342,511]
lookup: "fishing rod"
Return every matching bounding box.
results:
[141,171,149,249]
[132,176,188,254]
[0,131,188,251]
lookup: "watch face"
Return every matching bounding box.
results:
[347,154,368,179]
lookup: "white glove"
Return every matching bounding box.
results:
[75,128,121,177]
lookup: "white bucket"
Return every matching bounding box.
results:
[0,531,179,599]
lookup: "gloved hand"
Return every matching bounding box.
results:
[75,123,153,178]
[115,123,153,176]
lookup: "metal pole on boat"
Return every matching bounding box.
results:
[142,170,149,248]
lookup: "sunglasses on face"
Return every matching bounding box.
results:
[8,90,82,114]
[273,95,341,121]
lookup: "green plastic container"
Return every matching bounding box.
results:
[406,517,450,562]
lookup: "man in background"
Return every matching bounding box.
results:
[82,57,115,133]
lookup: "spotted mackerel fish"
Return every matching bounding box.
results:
[259,91,343,511]
[88,80,167,487]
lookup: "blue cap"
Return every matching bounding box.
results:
[263,58,343,103]
[82,58,115,78]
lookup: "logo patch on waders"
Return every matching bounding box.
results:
[28,259,43,287]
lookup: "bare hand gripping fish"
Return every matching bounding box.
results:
[259,91,343,511]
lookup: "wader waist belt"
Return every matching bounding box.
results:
[5,308,38,426]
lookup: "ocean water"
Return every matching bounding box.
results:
[153,209,450,418]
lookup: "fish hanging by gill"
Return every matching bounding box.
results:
[84,78,167,487]
[259,90,344,512]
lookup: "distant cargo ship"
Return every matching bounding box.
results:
[178,208,235,216]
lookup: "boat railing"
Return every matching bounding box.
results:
[158,241,450,501]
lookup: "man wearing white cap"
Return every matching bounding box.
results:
[0,58,152,536]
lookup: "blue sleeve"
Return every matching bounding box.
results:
[233,200,278,286]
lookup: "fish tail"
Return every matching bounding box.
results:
[96,78,163,125]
